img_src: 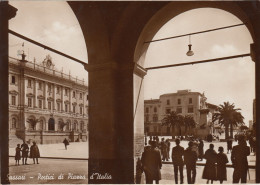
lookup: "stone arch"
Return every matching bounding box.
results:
[27,115,37,130]
[66,119,71,131]
[9,114,19,129]
[134,2,257,67]
[73,120,78,131]
[57,118,64,131]
[38,116,46,131]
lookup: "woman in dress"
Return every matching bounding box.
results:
[202,144,217,184]
[216,147,228,184]
[30,141,40,164]
[15,144,21,165]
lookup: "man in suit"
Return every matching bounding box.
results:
[141,141,162,184]
[184,141,198,184]
[172,139,184,184]
[231,136,250,183]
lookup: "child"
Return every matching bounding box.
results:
[15,144,21,165]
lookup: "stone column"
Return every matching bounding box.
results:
[34,79,38,108]
[44,82,47,109]
[61,86,64,111]
[0,2,17,184]
[53,84,56,110]
[251,42,260,183]
[86,61,138,183]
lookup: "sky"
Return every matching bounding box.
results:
[144,8,255,126]
[9,2,255,125]
[9,1,88,83]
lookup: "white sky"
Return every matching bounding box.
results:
[9,2,255,125]
[9,1,88,83]
[144,8,255,126]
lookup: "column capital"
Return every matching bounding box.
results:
[84,61,147,78]
[250,43,260,62]
[0,3,17,20]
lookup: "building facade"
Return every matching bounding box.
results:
[144,90,218,138]
[9,55,88,145]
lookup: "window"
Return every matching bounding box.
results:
[28,98,32,107]
[153,126,157,132]
[80,122,84,131]
[28,79,32,88]
[73,91,76,98]
[65,104,68,112]
[153,115,158,122]
[177,107,182,113]
[11,76,15,84]
[11,96,16,106]
[11,118,16,129]
[39,120,44,130]
[178,98,181,105]
[65,89,68,96]
[154,107,157,112]
[189,98,192,104]
[166,109,171,114]
[73,105,76,113]
[145,107,149,113]
[80,107,83,114]
[80,93,83,99]
[167,99,170,105]
[145,115,149,122]
[48,101,52,110]
[57,86,60,94]
[38,81,42,90]
[188,106,194,113]
[57,102,60,111]
[38,100,42,109]
[48,84,52,92]
[87,95,88,100]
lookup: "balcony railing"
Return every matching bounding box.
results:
[9,57,86,86]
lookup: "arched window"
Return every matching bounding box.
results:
[39,120,44,130]
[48,118,55,131]
[73,121,78,131]
[80,122,84,131]
[11,118,16,129]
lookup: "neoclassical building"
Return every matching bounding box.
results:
[9,54,88,145]
[144,89,218,138]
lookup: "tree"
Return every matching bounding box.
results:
[212,102,244,139]
[26,118,39,130]
[162,111,184,137]
[183,115,196,135]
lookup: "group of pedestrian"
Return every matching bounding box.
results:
[139,136,250,184]
[15,140,40,165]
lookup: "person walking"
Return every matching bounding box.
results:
[198,139,204,161]
[141,141,162,184]
[216,146,228,184]
[184,141,198,184]
[160,138,167,161]
[202,144,217,184]
[63,138,70,150]
[15,144,21,165]
[29,141,40,164]
[172,139,184,184]
[21,140,29,165]
[231,136,250,183]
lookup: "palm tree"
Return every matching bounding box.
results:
[162,111,184,137]
[26,118,39,130]
[212,102,244,139]
[183,115,196,135]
